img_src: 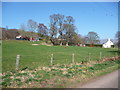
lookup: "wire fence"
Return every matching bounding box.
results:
[14,51,118,71]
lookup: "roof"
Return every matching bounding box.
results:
[102,38,114,45]
[100,39,117,44]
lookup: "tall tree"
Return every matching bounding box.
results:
[65,16,74,24]
[49,14,65,45]
[20,24,26,31]
[57,14,64,45]
[86,32,100,45]
[27,19,38,32]
[75,34,86,44]
[70,33,82,45]
[49,14,77,45]
[115,31,120,48]
[49,14,59,45]
[27,19,38,37]
[63,16,76,46]
[115,31,120,39]
[38,23,48,37]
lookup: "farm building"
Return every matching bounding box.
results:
[16,35,30,40]
[16,34,42,41]
[16,35,22,40]
[102,38,114,48]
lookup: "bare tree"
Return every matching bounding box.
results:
[57,14,64,45]
[49,14,59,45]
[116,31,120,39]
[63,16,76,46]
[72,34,85,45]
[86,32,100,45]
[65,16,74,24]
[20,24,26,31]
[49,23,58,45]
[115,31,120,48]
[27,19,38,37]
[38,23,49,41]
[49,14,65,45]
[69,33,82,45]
[27,19,38,32]
[49,14,77,45]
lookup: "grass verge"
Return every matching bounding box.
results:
[1,58,120,88]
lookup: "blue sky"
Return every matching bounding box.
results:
[2,2,118,39]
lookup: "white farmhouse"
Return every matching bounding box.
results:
[102,38,114,48]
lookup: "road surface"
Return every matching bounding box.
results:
[76,69,119,88]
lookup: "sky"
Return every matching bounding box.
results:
[2,2,118,39]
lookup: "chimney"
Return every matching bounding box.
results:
[108,38,110,41]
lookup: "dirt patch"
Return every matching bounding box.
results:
[32,44,39,45]
[103,56,120,61]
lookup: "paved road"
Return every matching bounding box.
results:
[76,69,119,88]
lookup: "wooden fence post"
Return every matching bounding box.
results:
[72,53,75,64]
[99,52,102,60]
[116,52,118,57]
[88,53,91,62]
[16,54,20,71]
[82,57,85,64]
[50,54,53,65]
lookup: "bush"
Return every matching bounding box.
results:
[85,44,102,47]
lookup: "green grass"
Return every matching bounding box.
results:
[1,59,120,88]
[2,40,118,72]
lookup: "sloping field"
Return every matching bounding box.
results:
[2,40,118,72]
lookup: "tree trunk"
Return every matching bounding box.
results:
[50,38,54,45]
[66,42,69,46]
[60,42,63,46]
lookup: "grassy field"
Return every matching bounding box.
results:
[2,40,118,72]
[1,40,120,88]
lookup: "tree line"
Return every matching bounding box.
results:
[1,14,102,46]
